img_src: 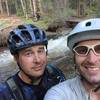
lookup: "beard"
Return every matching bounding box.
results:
[75,61,100,92]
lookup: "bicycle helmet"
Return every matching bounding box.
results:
[67,18,100,50]
[7,24,48,54]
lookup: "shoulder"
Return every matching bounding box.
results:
[44,77,80,100]
[0,76,16,99]
[44,80,70,100]
[48,77,78,92]
[50,76,79,89]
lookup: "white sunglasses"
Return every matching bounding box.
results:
[73,44,100,56]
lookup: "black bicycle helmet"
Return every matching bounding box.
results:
[7,24,48,54]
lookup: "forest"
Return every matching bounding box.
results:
[0,0,100,23]
[0,0,100,47]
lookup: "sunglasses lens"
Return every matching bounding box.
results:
[94,45,100,55]
[74,46,88,55]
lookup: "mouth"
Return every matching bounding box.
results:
[82,62,100,71]
[32,65,43,71]
[84,66,100,73]
[87,67,100,71]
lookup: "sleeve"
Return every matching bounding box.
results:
[44,85,66,100]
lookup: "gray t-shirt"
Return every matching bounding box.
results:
[44,76,90,100]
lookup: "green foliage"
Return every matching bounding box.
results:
[41,0,77,24]
[69,0,77,9]
[93,2,100,17]
[19,17,47,29]
[20,17,33,23]
[85,1,100,17]
[58,8,76,20]
[0,21,7,29]
[16,9,24,16]
[2,0,100,25]
[34,20,49,29]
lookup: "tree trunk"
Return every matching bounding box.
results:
[38,0,43,15]
[15,0,18,13]
[77,0,85,17]
[53,0,65,18]
[5,0,10,16]
[32,0,40,21]
[29,0,34,17]
[20,0,28,18]
[0,0,3,15]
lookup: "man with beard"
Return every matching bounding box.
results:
[0,24,65,100]
[44,18,100,100]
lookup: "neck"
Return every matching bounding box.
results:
[81,79,94,92]
[18,71,41,85]
[31,76,42,85]
[81,78,100,100]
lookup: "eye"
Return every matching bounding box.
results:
[24,51,33,56]
[38,49,45,54]
[74,46,88,54]
[94,45,100,54]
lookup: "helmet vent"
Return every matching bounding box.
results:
[10,31,15,35]
[29,24,36,28]
[86,21,91,27]
[13,35,22,43]
[21,31,31,41]
[34,30,40,39]
[18,25,26,29]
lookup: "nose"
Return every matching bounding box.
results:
[34,52,40,63]
[87,50,98,63]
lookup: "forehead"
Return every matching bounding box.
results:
[77,39,100,46]
[19,45,45,52]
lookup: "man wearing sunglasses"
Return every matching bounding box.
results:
[44,18,100,100]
